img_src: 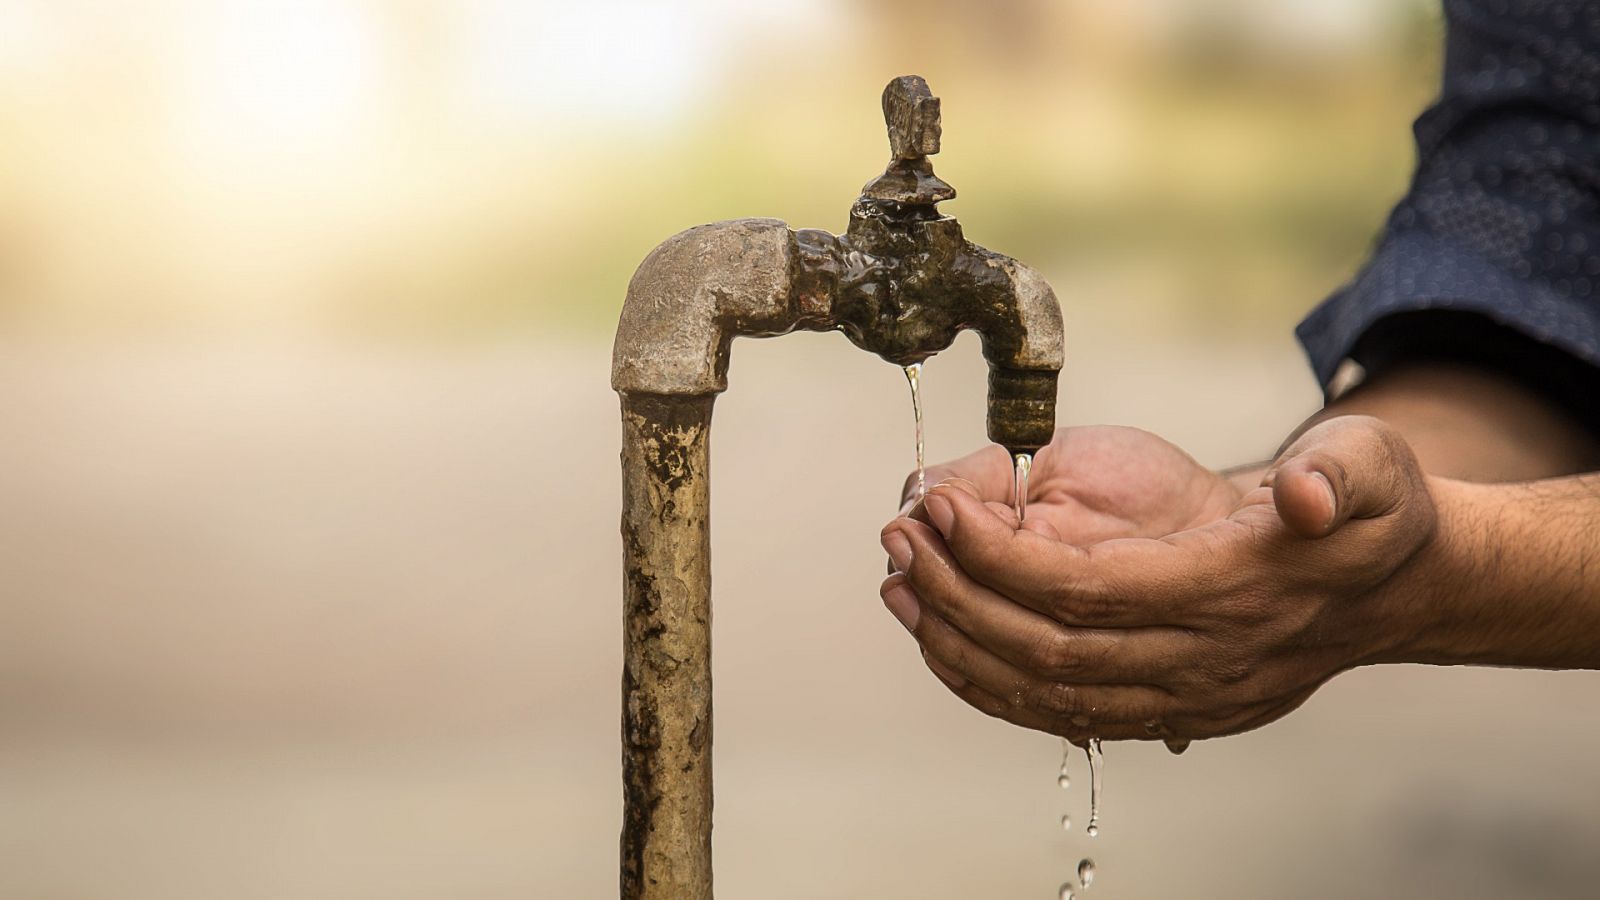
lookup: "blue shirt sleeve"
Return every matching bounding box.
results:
[1296,0,1600,417]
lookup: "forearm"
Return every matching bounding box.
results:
[1222,361,1599,493]
[1263,363,1600,669]
[1377,473,1600,669]
[1299,362,1600,482]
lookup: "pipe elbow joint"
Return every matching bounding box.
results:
[611,218,809,397]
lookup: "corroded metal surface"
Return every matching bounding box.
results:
[610,75,1062,456]
[861,75,955,207]
[610,219,800,397]
[612,75,1067,899]
[620,393,714,900]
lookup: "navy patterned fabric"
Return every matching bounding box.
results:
[1297,0,1600,423]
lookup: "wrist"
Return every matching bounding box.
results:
[1318,363,1600,482]
[1362,475,1484,666]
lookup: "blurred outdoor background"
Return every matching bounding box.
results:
[5,1,1600,898]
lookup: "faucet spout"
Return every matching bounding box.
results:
[610,75,1063,899]
[611,76,1062,454]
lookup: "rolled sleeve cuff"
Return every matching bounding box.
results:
[1296,227,1600,394]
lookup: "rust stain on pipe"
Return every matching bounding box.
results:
[611,75,1065,898]
[620,393,714,900]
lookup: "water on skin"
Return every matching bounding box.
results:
[1013,452,1033,522]
[903,364,926,500]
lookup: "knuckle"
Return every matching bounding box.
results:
[1027,628,1081,679]
[904,551,952,601]
[937,640,974,677]
[1029,680,1083,717]
[1209,657,1255,688]
[1053,574,1128,624]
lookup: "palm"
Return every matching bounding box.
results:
[915,426,1243,543]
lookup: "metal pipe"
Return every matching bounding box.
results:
[611,75,1065,898]
[619,393,715,899]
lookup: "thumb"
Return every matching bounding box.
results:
[1264,415,1422,539]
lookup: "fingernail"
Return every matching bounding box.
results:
[923,650,966,687]
[881,530,912,573]
[1311,471,1336,529]
[882,583,920,632]
[923,493,954,537]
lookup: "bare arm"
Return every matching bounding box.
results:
[878,361,1600,743]
[1272,362,1600,670]
[1294,362,1600,482]
[1390,472,1600,669]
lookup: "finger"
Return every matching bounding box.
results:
[984,500,1021,530]
[920,658,1166,742]
[1266,415,1424,538]
[887,528,1190,683]
[906,602,1175,733]
[1189,685,1320,741]
[881,520,913,575]
[900,444,1013,510]
[916,481,1223,626]
[905,477,1005,528]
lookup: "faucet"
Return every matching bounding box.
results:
[611,75,1063,899]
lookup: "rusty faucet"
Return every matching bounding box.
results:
[610,75,1064,899]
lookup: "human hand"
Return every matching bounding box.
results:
[896,425,1244,545]
[878,416,1440,746]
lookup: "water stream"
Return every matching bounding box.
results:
[903,364,926,501]
[898,377,1103,897]
[1013,451,1032,522]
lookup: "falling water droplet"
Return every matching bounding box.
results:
[903,364,926,500]
[1077,859,1096,889]
[1057,774,1071,789]
[1013,451,1033,522]
[1058,884,1075,900]
[1057,737,1071,788]
[1084,738,1103,837]
[1060,814,1072,830]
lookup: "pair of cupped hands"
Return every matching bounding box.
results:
[879,416,1438,751]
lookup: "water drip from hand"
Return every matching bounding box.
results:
[1084,739,1103,838]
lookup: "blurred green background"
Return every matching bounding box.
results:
[16,4,1600,900]
[0,0,1439,339]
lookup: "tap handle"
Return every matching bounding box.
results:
[860,75,956,208]
[883,75,941,160]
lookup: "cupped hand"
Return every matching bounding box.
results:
[878,416,1440,746]
[898,425,1244,545]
